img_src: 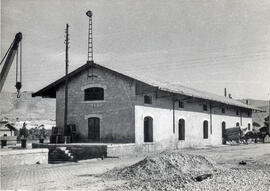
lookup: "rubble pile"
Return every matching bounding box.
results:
[103,152,217,190]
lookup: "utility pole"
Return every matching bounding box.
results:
[268,93,270,134]
[64,24,69,142]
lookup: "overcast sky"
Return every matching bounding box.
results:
[1,0,270,100]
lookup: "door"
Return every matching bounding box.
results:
[178,119,185,140]
[222,122,226,144]
[144,117,153,142]
[88,117,100,141]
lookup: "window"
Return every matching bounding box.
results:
[247,111,251,117]
[221,108,225,113]
[144,95,152,104]
[248,123,251,130]
[203,104,208,111]
[84,87,104,101]
[236,110,239,116]
[178,119,185,140]
[144,117,153,142]
[236,122,240,127]
[179,101,184,108]
[203,120,208,139]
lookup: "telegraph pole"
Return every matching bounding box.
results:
[268,93,270,134]
[64,24,69,142]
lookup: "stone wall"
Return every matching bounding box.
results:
[56,66,136,143]
[0,149,48,168]
[33,143,107,161]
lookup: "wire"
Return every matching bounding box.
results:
[20,40,22,83]
[16,45,18,83]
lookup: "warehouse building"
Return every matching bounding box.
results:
[33,63,258,148]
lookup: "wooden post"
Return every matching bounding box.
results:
[64,24,69,139]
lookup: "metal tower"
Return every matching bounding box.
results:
[86,10,96,79]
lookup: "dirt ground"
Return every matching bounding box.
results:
[1,143,270,190]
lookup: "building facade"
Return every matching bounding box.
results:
[0,121,17,137]
[33,63,256,148]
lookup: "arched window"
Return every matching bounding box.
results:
[248,123,251,130]
[144,116,153,142]
[203,120,208,139]
[84,87,104,101]
[178,119,185,140]
[222,121,226,144]
[236,122,240,127]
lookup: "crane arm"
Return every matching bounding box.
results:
[0,32,22,93]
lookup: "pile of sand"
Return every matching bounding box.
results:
[103,151,217,190]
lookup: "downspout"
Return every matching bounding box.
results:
[173,97,175,134]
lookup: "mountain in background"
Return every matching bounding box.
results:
[240,99,269,128]
[0,91,55,122]
[240,99,269,107]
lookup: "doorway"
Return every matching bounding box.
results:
[222,121,226,144]
[144,116,153,142]
[88,117,100,141]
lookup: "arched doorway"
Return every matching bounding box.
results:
[88,117,100,141]
[203,120,208,139]
[178,119,185,140]
[222,121,226,144]
[144,116,153,142]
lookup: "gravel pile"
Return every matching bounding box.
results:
[184,167,270,191]
[103,151,217,190]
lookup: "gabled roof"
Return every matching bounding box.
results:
[32,62,262,111]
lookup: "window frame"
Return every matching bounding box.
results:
[84,87,104,101]
[203,104,208,111]
[221,107,225,113]
[144,95,153,104]
[179,101,184,108]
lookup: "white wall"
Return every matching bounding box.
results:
[135,102,252,148]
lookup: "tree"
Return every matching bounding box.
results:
[19,122,29,139]
[264,116,269,128]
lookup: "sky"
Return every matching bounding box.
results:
[1,0,270,100]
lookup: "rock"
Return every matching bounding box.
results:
[239,161,247,165]
[194,174,213,182]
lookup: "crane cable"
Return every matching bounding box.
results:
[15,41,22,98]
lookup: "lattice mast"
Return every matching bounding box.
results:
[86,10,97,79]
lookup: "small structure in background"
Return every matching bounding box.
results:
[0,121,18,136]
[0,121,18,148]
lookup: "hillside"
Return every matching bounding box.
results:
[0,91,55,122]
[242,99,269,107]
[240,99,269,128]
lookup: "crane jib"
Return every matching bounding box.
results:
[0,32,23,97]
